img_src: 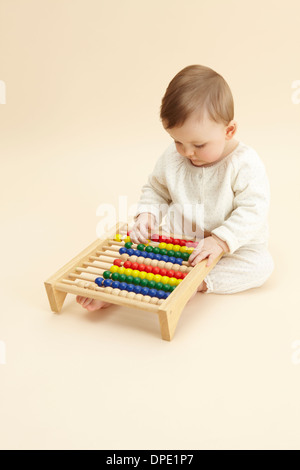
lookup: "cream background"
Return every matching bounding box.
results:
[0,0,300,450]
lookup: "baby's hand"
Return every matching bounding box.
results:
[188,235,229,267]
[129,213,157,245]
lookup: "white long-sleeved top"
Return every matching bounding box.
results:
[133,141,271,254]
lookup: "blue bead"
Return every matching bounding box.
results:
[133,285,142,294]
[176,258,182,265]
[127,248,134,256]
[103,279,113,287]
[141,287,149,296]
[95,277,104,286]
[134,250,142,256]
[162,255,169,262]
[119,247,127,255]
[142,252,149,258]
[112,281,120,289]
[119,282,127,290]
[149,288,157,297]
[154,254,162,261]
[147,253,155,260]
[157,290,165,299]
[169,257,176,264]
[127,284,135,292]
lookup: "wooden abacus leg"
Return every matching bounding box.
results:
[44,282,67,313]
[158,307,183,342]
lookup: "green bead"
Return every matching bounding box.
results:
[169,285,176,292]
[163,284,171,292]
[125,242,133,249]
[148,280,156,289]
[174,251,182,258]
[156,282,164,291]
[133,277,141,285]
[182,252,189,261]
[168,250,175,257]
[103,270,111,279]
[137,244,145,251]
[119,274,126,283]
[126,275,134,284]
[140,279,148,287]
[153,247,160,254]
[145,245,153,253]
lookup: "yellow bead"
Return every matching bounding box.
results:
[124,268,133,276]
[153,274,162,283]
[173,245,181,251]
[110,265,119,273]
[177,279,183,284]
[132,270,140,278]
[114,234,122,242]
[166,243,173,250]
[124,236,131,243]
[118,267,125,274]
[187,248,194,254]
[180,246,187,253]
[159,242,167,249]
[139,271,147,280]
[169,277,177,286]
[146,273,154,281]
[161,276,170,284]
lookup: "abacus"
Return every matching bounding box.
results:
[44,222,224,341]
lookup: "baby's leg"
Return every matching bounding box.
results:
[201,244,274,294]
[76,296,112,311]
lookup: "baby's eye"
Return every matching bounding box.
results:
[195,144,205,148]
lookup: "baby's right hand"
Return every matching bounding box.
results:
[129,213,157,244]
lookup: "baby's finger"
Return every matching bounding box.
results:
[188,248,203,264]
[82,297,93,308]
[137,225,150,243]
[129,226,143,244]
[190,251,209,266]
[205,254,215,267]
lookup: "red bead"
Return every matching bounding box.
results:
[173,239,180,245]
[131,263,139,270]
[138,263,146,272]
[167,269,175,278]
[182,272,188,279]
[178,240,185,246]
[165,238,172,244]
[174,271,183,279]
[160,235,168,243]
[160,268,167,277]
[124,261,132,269]
[144,265,153,273]
[152,267,160,275]
[113,258,122,266]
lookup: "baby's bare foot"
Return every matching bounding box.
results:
[76,295,112,311]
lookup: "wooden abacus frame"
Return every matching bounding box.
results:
[44,222,223,341]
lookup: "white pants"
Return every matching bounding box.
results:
[202,243,275,294]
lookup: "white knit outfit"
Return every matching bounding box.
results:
[133,141,274,294]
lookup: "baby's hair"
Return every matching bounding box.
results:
[160,64,234,129]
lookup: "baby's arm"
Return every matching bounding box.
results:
[210,152,271,254]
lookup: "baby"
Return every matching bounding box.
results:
[77,64,274,311]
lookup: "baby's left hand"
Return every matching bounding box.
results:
[188,235,228,267]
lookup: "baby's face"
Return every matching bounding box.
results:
[163,112,236,167]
